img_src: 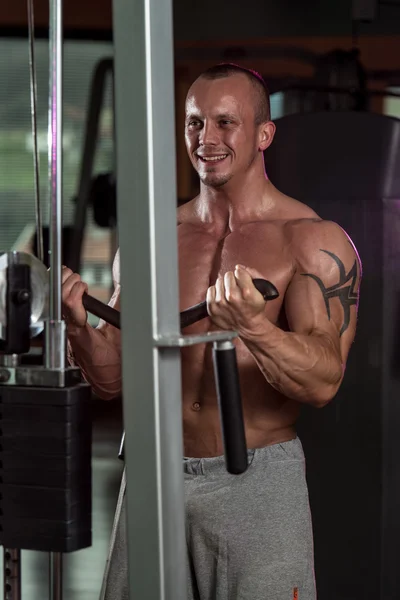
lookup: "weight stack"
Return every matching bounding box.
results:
[0,383,92,553]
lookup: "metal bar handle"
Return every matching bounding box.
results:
[82,278,279,332]
[82,293,120,328]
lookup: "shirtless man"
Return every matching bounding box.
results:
[63,64,361,600]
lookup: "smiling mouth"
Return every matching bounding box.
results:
[197,154,228,164]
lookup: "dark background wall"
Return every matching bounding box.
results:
[0,0,400,37]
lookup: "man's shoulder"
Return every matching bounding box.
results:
[286,217,342,239]
[177,197,198,226]
[286,218,361,271]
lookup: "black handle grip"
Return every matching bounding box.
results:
[213,341,248,475]
[82,293,121,329]
[180,278,279,330]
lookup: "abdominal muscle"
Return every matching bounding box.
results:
[181,327,299,458]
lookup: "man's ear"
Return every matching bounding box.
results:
[258,121,276,152]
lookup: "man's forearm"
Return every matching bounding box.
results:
[67,325,122,400]
[241,320,343,407]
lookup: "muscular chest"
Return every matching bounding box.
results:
[178,224,293,325]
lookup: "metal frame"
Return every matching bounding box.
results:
[112,0,187,597]
[47,0,65,596]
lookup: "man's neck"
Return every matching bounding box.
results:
[197,175,276,231]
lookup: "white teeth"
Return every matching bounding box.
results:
[201,155,227,162]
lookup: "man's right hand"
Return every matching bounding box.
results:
[61,266,89,328]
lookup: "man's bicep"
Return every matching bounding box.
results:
[284,224,361,361]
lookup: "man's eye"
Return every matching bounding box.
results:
[187,120,200,127]
[220,120,232,126]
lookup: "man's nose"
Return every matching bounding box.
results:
[199,121,219,145]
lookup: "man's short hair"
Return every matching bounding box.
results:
[198,63,271,125]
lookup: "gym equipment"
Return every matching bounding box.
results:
[266,110,400,600]
[112,0,212,595]
[0,1,93,599]
[0,252,48,344]
[0,250,92,600]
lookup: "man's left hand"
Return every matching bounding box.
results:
[206,265,267,332]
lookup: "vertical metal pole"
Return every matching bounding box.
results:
[45,0,66,360]
[47,0,63,328]
[113,0,186,598]
[46,0,64,597]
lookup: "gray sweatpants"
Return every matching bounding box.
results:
[185,438,315,599]
[101,438,316,600]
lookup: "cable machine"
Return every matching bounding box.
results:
[0,0,278,597]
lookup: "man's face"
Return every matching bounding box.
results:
[185,74,261,188]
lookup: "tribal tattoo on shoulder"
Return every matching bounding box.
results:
[301,249,359,336]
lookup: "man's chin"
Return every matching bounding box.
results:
[200,173,231,188]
